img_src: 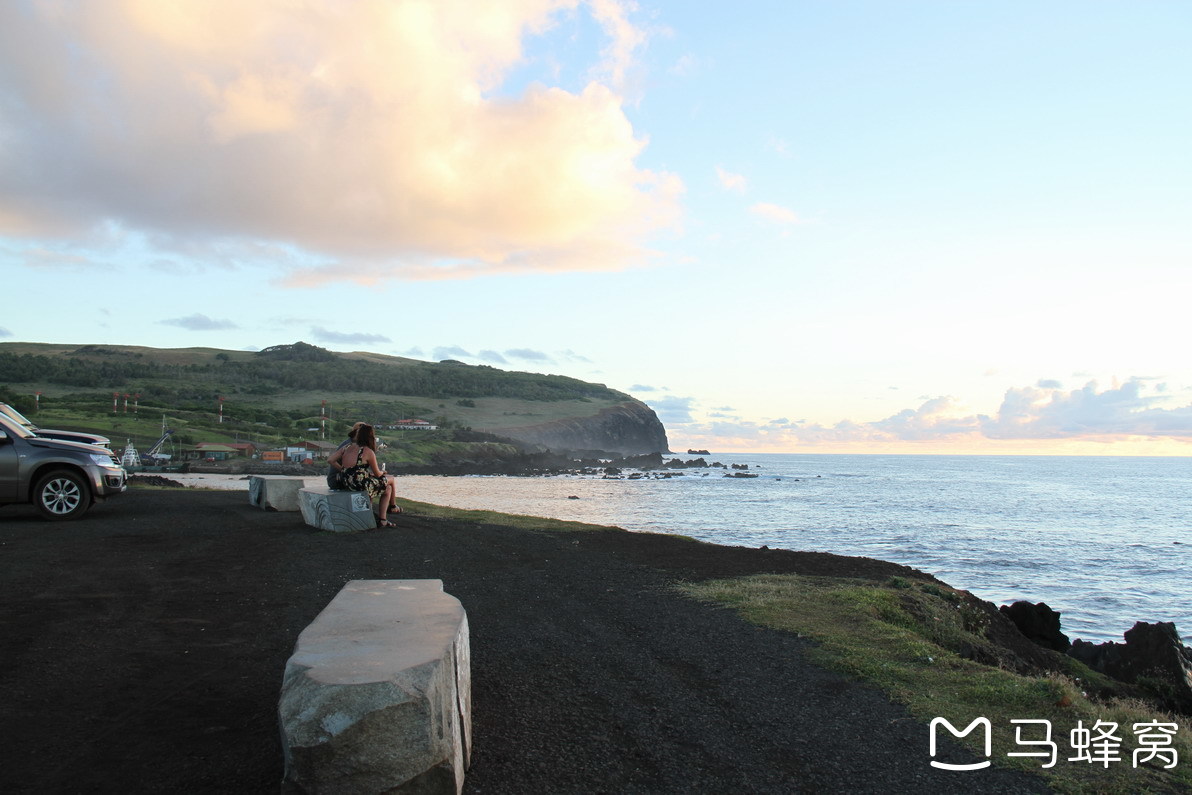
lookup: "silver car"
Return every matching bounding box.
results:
[0,402,111,448]
[0,413,127,520]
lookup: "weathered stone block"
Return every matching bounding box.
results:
[299,486,377,532]
[279,580,471,794]
[248,476,304,512]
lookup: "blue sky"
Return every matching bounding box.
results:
[1,1,1190,453]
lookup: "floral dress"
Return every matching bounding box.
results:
[339,445,386,501]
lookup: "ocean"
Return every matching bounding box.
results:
[384,453,1191,645]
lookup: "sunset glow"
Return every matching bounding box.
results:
[1,1,1189,454]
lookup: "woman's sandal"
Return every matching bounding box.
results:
[376,517,396,528]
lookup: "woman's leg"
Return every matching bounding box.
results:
[386,475,400,511]
[379,480,396,521]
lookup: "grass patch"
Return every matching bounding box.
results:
[680,574,1191,793]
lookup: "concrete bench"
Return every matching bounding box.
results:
[279,579,472,794]
[248,475,304,512]
[298,485,377,532]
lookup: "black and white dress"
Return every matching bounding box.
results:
[339,445,386,500]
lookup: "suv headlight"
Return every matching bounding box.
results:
[91,453,118,467]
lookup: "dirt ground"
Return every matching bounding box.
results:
[0,486,1051,793]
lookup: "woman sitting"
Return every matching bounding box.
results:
[327,423,400,527]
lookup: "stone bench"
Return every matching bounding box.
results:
[298,485,377,532]
[248,475,305,512]
[279,579,471,794]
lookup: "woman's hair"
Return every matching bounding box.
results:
[355,423,377,451]
[347,421,365,440]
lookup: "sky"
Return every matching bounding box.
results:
[1,0,1190,454]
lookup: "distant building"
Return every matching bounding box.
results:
[192,441,259,460]
[286,440,339,462]
[391,419,438,431]
[192,443,241,461]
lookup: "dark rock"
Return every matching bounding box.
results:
[665,457,708,469]
[999,601,1070,653]
[1068,622,1192,714]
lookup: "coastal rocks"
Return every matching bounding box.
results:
[663,457,730,469]
[999,601,1070,653]
[1068,622,1192,714]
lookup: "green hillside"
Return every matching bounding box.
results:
[0,341,641,463]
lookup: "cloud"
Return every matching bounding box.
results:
[20,248,104,270]
[0,327,11,338]
[479,350,509,364]
[716,166,747,193]
[982,380,1192,439]
[557,349,592,363]
[629,384,658,392]
[1036,379,1064,389]
[433,345,473,361]
[0,1,681,284]
[766,136,790,158]
[676,380,1192,451]
[668,53,699,77]
[505,348,552,362]
[645,395,695,425]
[309,326,392,345]
[399,346,425,357]
[159,313,238,331]
[749,202,803,225]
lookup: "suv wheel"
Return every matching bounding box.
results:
[34,469,90,520]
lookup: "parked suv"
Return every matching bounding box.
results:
[0,413,127,520]
[0,402,111,448]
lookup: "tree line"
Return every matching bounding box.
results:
[0,343,624,403]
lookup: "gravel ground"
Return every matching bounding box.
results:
[0,487,1051,793]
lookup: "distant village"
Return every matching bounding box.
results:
[124,418,439,468]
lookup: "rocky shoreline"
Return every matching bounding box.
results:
[998,600,1192,715]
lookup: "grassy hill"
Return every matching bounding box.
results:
[0,341,658,464]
